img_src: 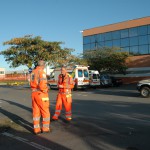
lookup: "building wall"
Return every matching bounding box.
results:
[82,17,150,83]
[83,16,150,36]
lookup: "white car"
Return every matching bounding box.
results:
[137,79,150,98]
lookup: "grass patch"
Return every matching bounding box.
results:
[0,119,23,132]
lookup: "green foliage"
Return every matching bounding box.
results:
[0,35,75,68]
[83,47,130,74]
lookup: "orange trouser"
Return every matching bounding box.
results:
[52,93,72,121]
[32,91,50,133]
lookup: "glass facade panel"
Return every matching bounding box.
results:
[138,25,147,35]
[139,35,148,45]
[139,45,149,54]
[91,43,96,50]
[105,41,113,47]
[91,35,97,43]
[148,25,150,34]
[130,46,139,55]
[83,36,91,44]
[121,47,129,53]
[83,44,90,51]
[121,38,129,47]
[112,31,120,39]
[148,35,150,44]
[129,27,138,37]
[121,29,129,38]
[98,34,105,41]
[113,39,120,47]
[105,32,112,41]
[98,42,104,48]
[130,36,138,46]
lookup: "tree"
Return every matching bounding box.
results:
[83,47,130,74]
[0,35,75,68]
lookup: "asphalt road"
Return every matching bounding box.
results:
[0,84,150,150]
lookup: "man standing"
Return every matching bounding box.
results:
[30,60,50,134]
[52,66,74,121]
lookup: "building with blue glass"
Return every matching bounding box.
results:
[82,16,150,82]
[83,16,150,54]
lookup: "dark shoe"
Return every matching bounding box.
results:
[52,118,58,121]
[34,131,41,135]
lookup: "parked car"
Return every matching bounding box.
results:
[137,79,150,98]
[110,76,123,87]
[100,74,112,87]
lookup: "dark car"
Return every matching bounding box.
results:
[137,79,150,98]
[100,74,112,87]
[110,76,123,87]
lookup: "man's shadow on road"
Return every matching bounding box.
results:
[0,98,33,133]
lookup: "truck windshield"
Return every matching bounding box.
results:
[78,70,83,77]
[93,74,100,79]
[84,70,88,77]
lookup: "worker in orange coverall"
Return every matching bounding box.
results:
[52,66,74,121]
[30,60,50,135]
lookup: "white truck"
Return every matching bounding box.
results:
[48,65,90,90]
[89,70,100,87]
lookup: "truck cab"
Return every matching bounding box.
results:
[48,65,90,90]
[89,70,100,87]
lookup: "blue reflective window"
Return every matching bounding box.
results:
[139,45,149,54]
[83,36,91,44]
[129,27,138,37]
[98,34,105,41]
[139,35,148,45]
[83,44,91,51]
[91,35,97,43]
[130,46,139,55]
[130,37,138,46]
[148,35,150,44]
[105,32,112,41]
[149,45,150,54]
[98,42,104,48]
[112,31,120,39]
[84,70,89,77]
[91,43,97,50]
[138,25,148,35]
[78,70,83,77]
[113,39,120,47]
[121,29,129,38]
[121,38,129,47]
[121,47,129,53]
[148,25,150,34]
[105,41,113,47]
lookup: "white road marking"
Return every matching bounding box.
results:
[2,132,52,150]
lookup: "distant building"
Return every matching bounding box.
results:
[82,16,150,83]
[0,68,5,78]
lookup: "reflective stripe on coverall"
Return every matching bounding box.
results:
[30,66,50,133]
[52,73,74,121]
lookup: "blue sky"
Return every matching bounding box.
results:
[0,0,150,71]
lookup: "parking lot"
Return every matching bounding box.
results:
[0,84,150,150]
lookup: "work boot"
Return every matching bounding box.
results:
[34,131,41,135]
[42,128,51,133]
[52,116,58,121]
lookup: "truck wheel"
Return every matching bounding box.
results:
[140,86,150,98]
[73,84,78,91]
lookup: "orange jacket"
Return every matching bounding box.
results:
[58,73,74,93]
[30,66,48,93]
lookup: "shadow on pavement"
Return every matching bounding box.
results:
[0,127,70,150]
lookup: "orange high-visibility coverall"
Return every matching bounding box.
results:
[30,66,50,134]
[52,73,74,121]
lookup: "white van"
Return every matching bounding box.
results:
[89,70,100,87]
[48,65,90,90]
